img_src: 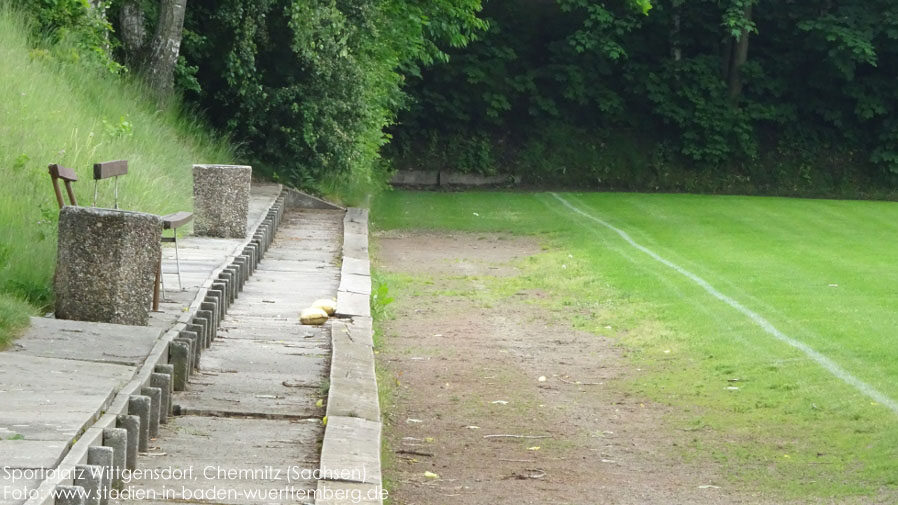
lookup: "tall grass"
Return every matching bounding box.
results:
[0,6,235,341]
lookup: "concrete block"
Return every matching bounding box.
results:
[201,300,220,328]
[243,246,257,272]
[179,330,200,367]
[54,485,86,505]
[339,273,371,296]
[54,207,162,325]
[234,257,248,283]
[341,257,370,277]
[150,372,172,420]
[327,323,379,422]
[192,164,251,238]
[210,285,227,316]
[139,387,162,438]
[206,290,224,321]
[173,337,194,374]
[114,416,139,470]
[86,446,113,505]
[226,266,241,294]
[73,465,102,505]
[153,363,175,380]
[336,291,370,318]
[190,317,208,347]
[218,272,235,304]
[169,341,190,391]
[320,417,382,485]
[185,323,205,350]
[127,396,151,452]
[197,310,216,343]
[102,428,127,486]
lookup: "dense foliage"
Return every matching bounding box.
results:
[391,0,898,195]
[12,0,486,197]
[13,0,898,196]
[179,0,485,194]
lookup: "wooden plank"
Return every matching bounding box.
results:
[93,159,128,180]
[162,211,194,229]
[48,163,78,182]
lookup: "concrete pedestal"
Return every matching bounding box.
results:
[192,164,251,238]
[54,207,161,326]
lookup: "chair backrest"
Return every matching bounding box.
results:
[93,160,128,180]
[48,164,78,209]
[92,160,128,208]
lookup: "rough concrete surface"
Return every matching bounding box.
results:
[119,208,343,504]
[319,416,382,486]
[121,417,322,505]
[0,353,133,442]
[12,318,162,366]
[54,207,162,326]
[193,164,252,238]
[1,184,283,505]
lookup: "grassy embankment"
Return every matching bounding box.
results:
[373,190,898,500]
[0,7,234,345]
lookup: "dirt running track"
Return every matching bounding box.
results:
[373,231,798,505]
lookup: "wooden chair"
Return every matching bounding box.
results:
[93,160,128,209]
[48,164,79,208]
[51,160,194,311]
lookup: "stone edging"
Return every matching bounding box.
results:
[25,185,287,505]
[391,169,520,187]
[318,208,383,504]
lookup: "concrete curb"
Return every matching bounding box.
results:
[336,209,371,318]
[318,207,383,504]
[24,185,288,505]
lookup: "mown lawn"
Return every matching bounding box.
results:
[372,190,898,499]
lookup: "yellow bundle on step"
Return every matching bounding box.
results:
[312,298,337,316]
[300,307,329,325]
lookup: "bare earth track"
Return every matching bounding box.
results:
[375,231,790,505]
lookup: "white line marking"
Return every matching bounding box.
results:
[551,192,898,414]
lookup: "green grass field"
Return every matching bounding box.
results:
[372,190,898,499]
[0,6,233,344]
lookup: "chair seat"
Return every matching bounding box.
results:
[162,211,193,229]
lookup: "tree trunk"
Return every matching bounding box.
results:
[727,4,752,99]
[144,0,187,98]
[119,0,147,66]
[670,9,681,61]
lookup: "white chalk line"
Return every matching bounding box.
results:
[550,192,898,415]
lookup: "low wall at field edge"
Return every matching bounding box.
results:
[391,170,520,187]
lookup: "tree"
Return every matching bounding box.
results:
[117,0,188,97]
[178,0,486,189]
[722,0,754,99]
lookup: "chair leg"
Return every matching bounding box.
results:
[174,230,183,290]
[160,257,167,299]
[153,256,161,312]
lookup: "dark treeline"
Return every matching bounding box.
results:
[12,0,898,196]
[390,1,898,196]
